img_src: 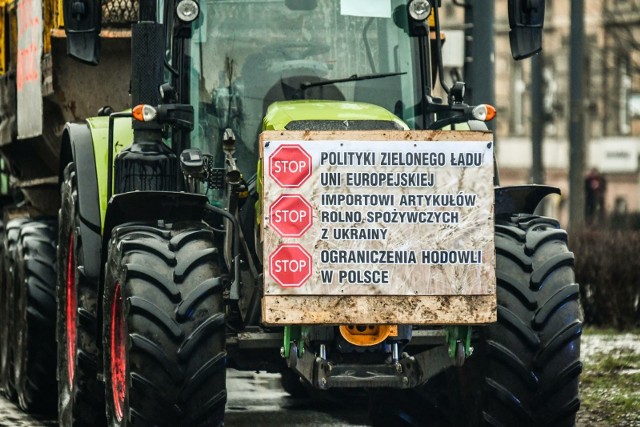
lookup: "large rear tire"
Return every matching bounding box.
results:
[57,163,106,426]
[476,214,582,426]
[103,222,227,426]
[13,220,58,414]
[0,218,29,401]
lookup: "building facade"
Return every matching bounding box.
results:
[442,1,640,226]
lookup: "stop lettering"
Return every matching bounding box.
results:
[269,244,313,288]
[269,194,313,238]
[268,144,312,188]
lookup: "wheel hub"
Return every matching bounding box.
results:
[110,282,126,422]
[66,235,77,387]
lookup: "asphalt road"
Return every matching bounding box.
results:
[0,370,371,427]
[5,332,634,427]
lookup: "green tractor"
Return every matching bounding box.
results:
[52,0,581,426]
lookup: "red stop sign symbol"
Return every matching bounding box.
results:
[269,244,312,288]
[269,194,313,238]
[268,144,312,188]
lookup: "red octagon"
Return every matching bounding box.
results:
[269,194,313,238]
[269,244,312,288]
[268,144,312,188]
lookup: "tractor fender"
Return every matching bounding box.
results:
[59,123,103,283]
[96,191,211,349]
[100,191,211,258]
[59,114,134,280]
[494,184,560,216]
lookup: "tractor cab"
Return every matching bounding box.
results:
[190,0,422,175]
[179,0,542,179]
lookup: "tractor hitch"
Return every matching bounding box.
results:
[286,342,454,390]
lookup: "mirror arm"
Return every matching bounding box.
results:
[432,2,450,95]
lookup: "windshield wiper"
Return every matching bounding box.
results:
[300,71,406,91]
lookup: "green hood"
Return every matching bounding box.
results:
[262,100,408,130]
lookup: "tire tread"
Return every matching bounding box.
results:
[104,223,226,426]
[481,214,582,426]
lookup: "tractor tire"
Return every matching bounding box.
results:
[367,215,582,427]
[0,217,29,401]
[0,219,6,398]
[13,220,58,414]
[57,163,106,426]
[103,222,227,426]
[475,214,582,426]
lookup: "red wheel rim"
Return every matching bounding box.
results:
[110,282,126,422]
[66,235,77,387]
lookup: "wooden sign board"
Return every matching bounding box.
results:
[261,130,496,325]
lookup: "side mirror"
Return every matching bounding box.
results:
[63,0,101,64]
[508,0,545,60]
